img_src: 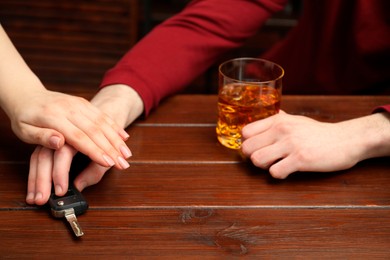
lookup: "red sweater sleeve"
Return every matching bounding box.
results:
[373,105,390,113]
[100,0,287,116]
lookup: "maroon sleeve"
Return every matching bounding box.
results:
[373,104,390,113]
[100,0,287,116]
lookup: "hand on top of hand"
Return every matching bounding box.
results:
[26,85,143,205]
[10,89,132,170]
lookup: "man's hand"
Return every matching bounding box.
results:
[241,111,390,179]
[27,144,110,205]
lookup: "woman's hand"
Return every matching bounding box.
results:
[26,84,144,205]
[10,89,132,169]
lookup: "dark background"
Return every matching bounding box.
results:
[0,0,301,95]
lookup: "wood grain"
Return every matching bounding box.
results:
[1,158,389,208]
[0,0,139,92]
[1,209,389,258]
[0,95,389,257]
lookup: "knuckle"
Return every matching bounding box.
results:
[33,131,48,143]
[70,129,88,142]
[89,171,105,185]
[41,103,53,114]
[54,145,74,157]
[240,142,251,155]
[30,146,42,162]
[76,96,89,105]
[94,115,105,125]
[37,147,53,161]
[294,150,312,165]
[85,124,102,137]
[273,121,292,134]
[241,128,250,139]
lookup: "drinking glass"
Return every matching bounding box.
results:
[216,57,284,149]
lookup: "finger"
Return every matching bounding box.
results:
[118,127,130,141]
[269,155,299,179]
[63,122,117,167]
[22,95,128,169]
[52,113,130,170]
[241,127,277,156]
[89,109,129,141]
[13,124,65,149]
[242,114,277,139]
[26,146,41,204]
[249,142,287,170]
[52,145,78,196]
[85,112,132,159]
[73,162,111,192]
[78,106,132,159]
[34,147,55,205]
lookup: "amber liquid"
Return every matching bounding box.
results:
[216,83,281,149]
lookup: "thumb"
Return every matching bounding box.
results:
[48,134,65,149]
[14,124,65,149]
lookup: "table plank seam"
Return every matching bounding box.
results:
[61,205,390,210]
[129,161,242,164]
[134,123,216,127]
[3,205,390,211]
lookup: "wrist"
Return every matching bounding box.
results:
[92,84,144,128]
[353,112,390,161]
[0,77,46,120]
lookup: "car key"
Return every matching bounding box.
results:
[48,185,89,237]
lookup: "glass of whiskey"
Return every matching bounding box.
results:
[216,57,284,149]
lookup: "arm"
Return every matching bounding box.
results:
[0,24,63,147]
[0,24,131,169]
[100,0,288,117]
[0,25,136,204]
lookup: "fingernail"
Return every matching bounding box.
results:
[118,156,130,169]
[49,136,61,149]
[103,154,115,167]
[26,192,34,202]
[123,132,130,140]
[120,130,130,140]
[120,145,132,158]
[55,185,62,195]
[35,192,43,201]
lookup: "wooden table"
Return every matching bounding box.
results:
[1,94,389,258]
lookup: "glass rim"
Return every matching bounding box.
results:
[218,57,285,84]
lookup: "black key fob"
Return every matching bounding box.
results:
[49,185,89,217]
[48,185,89,237]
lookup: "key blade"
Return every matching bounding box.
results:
[69,218,84,237]
[64,209,84,237]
